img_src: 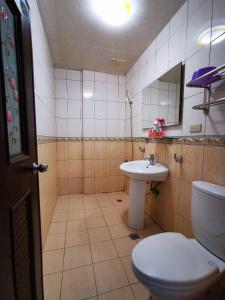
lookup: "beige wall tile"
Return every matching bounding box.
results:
[38,142,57,246]
[150,197,163,227]
[95,177,107,193]
[95,160,107,177]
[155,143,166,164]
[107,176,119,192]
[165,143,181,178]
[95,141,107,159]
[177,213,194,238]
[68,141,82,160]
[58,179,69,195]
[133,142,144,160]
[118,141,125,159]
[178,180,192,222]
[68,178,83,194]
[68,160,83,178]
[84,178,95,194]
[84,141,95,159]
[84,160,95,178]
[203,146,225,186]
[162,208,177,232]
[57,160,68,179]
[57,142,68,161]
[107,159,119,176]
[162,177,179,211]
[145,142,156,156]
[107,141,119,159]
[181,145,203,182]
[124,141,132,161]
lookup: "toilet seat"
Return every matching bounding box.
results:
[132,232,220,291]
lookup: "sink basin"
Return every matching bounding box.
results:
[120,160,168,229]
[120,160,168,182]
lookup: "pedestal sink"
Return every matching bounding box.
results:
[120,160,168,229]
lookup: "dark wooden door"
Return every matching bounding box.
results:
[0,0,44,299]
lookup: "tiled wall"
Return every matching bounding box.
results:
[57,140,125,195]
[29,0,57,245]
[127,139,225,239]
[55,69,126,138]
[126,0,225,138]
[55,69,126,195]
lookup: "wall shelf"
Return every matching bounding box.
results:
[186,64,225,114]
[186,64,225,88]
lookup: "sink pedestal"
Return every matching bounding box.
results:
[129,179,146,229]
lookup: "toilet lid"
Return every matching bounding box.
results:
[132,233,219,287]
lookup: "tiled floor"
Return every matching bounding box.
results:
[43,192,162,300]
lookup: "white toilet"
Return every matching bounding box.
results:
[132,181,225,300]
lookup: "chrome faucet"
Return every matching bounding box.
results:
[145,154,155,165]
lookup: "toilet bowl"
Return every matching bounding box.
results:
[132,232,225,300]
[131,181,225,300]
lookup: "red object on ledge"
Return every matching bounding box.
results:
[148,128,164,139]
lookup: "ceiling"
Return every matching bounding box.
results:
[37,0,185,74]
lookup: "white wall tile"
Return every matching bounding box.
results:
[83,81,94,100]
[57,118,67,137]
[156,24,170,50]
[107,120,118,137]
[95,81,107,100]
[169,22,187,68]
[56,99,67,118]
[83,70,94,81]
[107,83,118,101]
[155,42,169,77]
[83,99,95,119]
[83,119,95,137]
[95,119,106,137]
[107,102,118,120]
[68,100,81,118]
[67,80,81,99]
[170,2,188,37]
[107,74,118,83]
[95,72,107,82]
[67,70,81,81]
[55,79,67,99]
[67,119,81,137]
[95,101,106,119]
[55,68,67,79]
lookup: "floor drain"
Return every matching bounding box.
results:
[128,233,140,240]
[117,199,123,202]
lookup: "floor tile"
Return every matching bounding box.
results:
[85,208,102,218]
[48,221,67,234]
[113,237,137,257]
[97,199,114,208]
[44,233,65,251]
[86,216,106,228]
[101,207,118,216]
[61,265,97,300]
[65,230,89,247]
[43,272,62,300]
[84,202,99,210]
[55,201,69,213]
[131,283,151,300]
[98,286,135,300]
[67,219,87,232]
[104,214,123,226]
[108,224,132,239]
[64,244,92,270]
[68,209,85,220]
[121,256,138,284]
[94,258,129,294]
[43,250,64,275]
[90,240,118,263]
[68,203,84,211]
[52,212,67,222]
[88,227,111,243]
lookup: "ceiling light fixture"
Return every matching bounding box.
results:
[198,25,225,45]
[93,0,132,26]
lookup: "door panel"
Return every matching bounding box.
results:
[0,1,43,299]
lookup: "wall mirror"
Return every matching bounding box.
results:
[141,62,184,129]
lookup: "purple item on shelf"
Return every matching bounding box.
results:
[192,66,216,80]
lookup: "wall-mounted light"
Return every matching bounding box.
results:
[198,25,225,45]
[92,0,132,26]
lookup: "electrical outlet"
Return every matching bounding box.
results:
[189,124,202,133]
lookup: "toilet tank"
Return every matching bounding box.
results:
[192,181,225,261]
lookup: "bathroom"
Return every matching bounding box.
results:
[0,0,225,299]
